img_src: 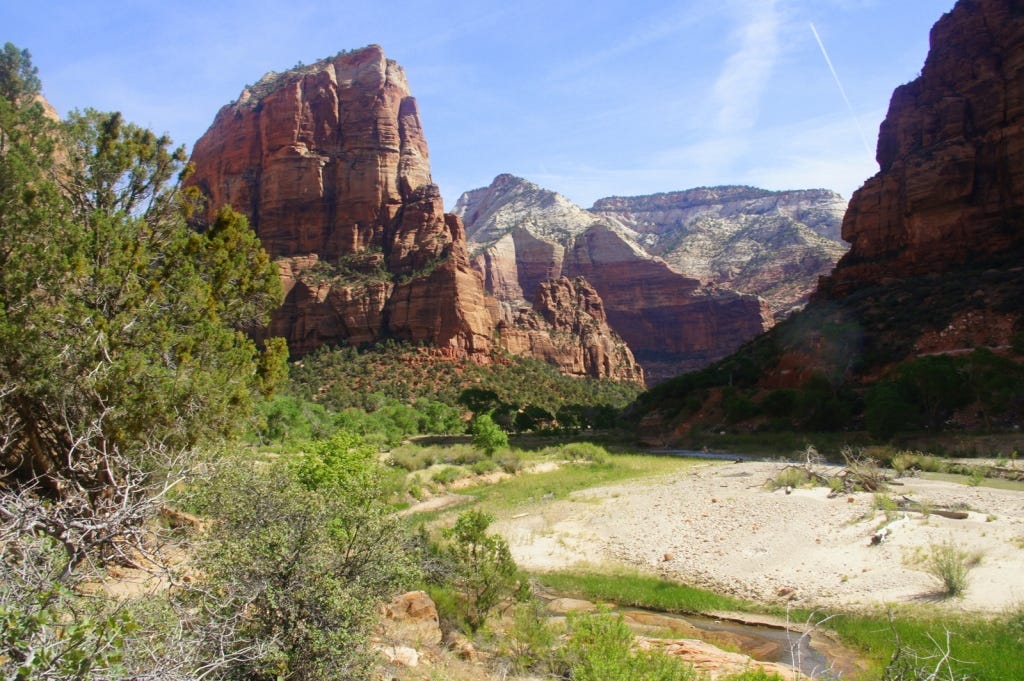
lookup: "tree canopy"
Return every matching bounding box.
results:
[0,44,284,569]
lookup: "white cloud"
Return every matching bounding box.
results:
[711,0,783,132]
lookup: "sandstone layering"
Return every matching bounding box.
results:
[820,0,1024,298]
[592,186,848,316]
[186,46,640,382]
[455,175,779,383]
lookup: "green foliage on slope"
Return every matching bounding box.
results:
[633,267,1024,441]
[288,341,641,430]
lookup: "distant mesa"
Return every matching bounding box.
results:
[455,175,848,383]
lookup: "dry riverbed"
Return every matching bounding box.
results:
[494,460,1024,613]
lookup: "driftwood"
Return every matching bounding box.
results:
[896,495,969,520]
[769,449,892,497]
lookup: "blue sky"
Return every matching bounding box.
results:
[6,0,956,209]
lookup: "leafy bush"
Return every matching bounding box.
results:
[253,394,335,444]
[561,441,610,464]
[190,436,419,679]
[432,465,466,485]
[440,444,486,465]
[471,459,500,475]
[561,609,697,681]
[502,600,558,675]
[766,466,812,490]
[923,541,980,598]
[390,446,437,472]
[438,510,527,632]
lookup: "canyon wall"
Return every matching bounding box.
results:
[187,48,640,382]
[592,187,848,316]
[819,0,1024,298]
[455,175,776,382]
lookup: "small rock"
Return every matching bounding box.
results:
[378,645,419,667]
[662,552,674,562]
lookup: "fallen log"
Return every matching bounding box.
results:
[896,496,970,520]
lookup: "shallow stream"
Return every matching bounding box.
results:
[543,592,856,679]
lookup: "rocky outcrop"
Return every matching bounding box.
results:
[455,175,774,383]
[187,46,493,358]
[186,48,640,381]
[498,277,644,384]
[637,637,799,681]
[592,186,848,316]
[819,0,1024,298]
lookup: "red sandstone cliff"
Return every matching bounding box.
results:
[187,47,640,382]
[819,0,1024,298]
[187,46,493,357]
[498,277,644,384]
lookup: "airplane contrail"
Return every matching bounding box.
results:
[810,22,874,159]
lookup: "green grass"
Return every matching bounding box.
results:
[827,607,1024,681]
[533,570,756,617]
[919,471,1024,492]
[454,452,702,513]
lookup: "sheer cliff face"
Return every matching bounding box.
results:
[592,187,848,316]
[187,46,493,357]
[820,0,1024,298]
[188,46,433,262]
[186,48,640,382]
[498,277,644,384]
[455,176,774,383]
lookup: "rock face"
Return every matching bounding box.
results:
[498,277,644,384]
[592,187,848,316]
[820,0,1024,298]
[187,49,639,382]
[455,175,774,383]
[187,46,491,357]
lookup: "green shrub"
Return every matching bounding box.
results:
[924,541,980,598]
[502,600,558,675]
[760,389,798,419]
[441,444,486,465]
[440,510,528,632]
[498,452,524,474]
[873,493,898,513]
[389,446,436,472]
[865,381,921,439]
[191,441,419,679]
[562,441,610,464]
[561,609,697,681]
[766,466,811,490]
[432,466,465,485]
[471,459,500,475]
[720,671,787,681]
[471,413,509,456]
[722,388,760,423]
